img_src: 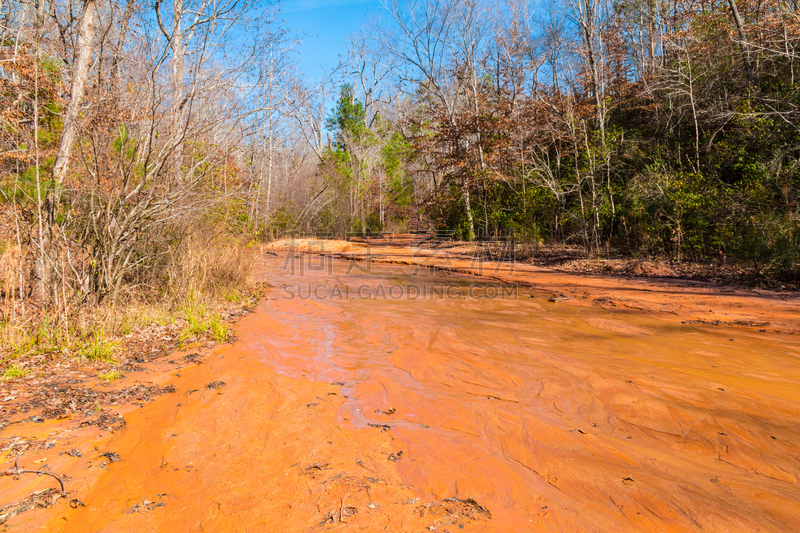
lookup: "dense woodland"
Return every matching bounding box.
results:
[0,0,798,336]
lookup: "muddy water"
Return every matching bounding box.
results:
[48,254,800,531]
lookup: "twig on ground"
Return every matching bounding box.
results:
[3,453,67,496]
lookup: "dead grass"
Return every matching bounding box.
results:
[168,234,254,298]
[0,234,259,374]
[0,240,21,320]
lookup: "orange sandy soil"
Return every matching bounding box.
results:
[265,238,367,254]
[315,239,800,334]
[1,242,799,532]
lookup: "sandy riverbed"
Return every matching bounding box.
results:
[1,246,798,531]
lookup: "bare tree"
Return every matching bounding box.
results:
[285,66,342,162]
[379,0,500,239]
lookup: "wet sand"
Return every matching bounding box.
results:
[4,249,800,531]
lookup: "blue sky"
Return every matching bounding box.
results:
[277,0,384,76]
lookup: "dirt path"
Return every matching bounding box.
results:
[2,248,799,531]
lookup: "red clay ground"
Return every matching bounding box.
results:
[0,242,798,532]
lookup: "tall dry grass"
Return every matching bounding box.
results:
[165,233,254,301]
[0,225,257,369]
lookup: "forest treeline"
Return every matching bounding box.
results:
[0,0,798,337]
[319,0,799,278]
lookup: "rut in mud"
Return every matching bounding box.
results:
[24,252,800,531]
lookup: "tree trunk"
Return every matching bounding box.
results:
[172,0,185,183]
[464,187,475,241]
[727,0,751,77]
[40,0,96,302]
[110,0,135,93]
[266,44,275,223]
[52,0,97,187]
